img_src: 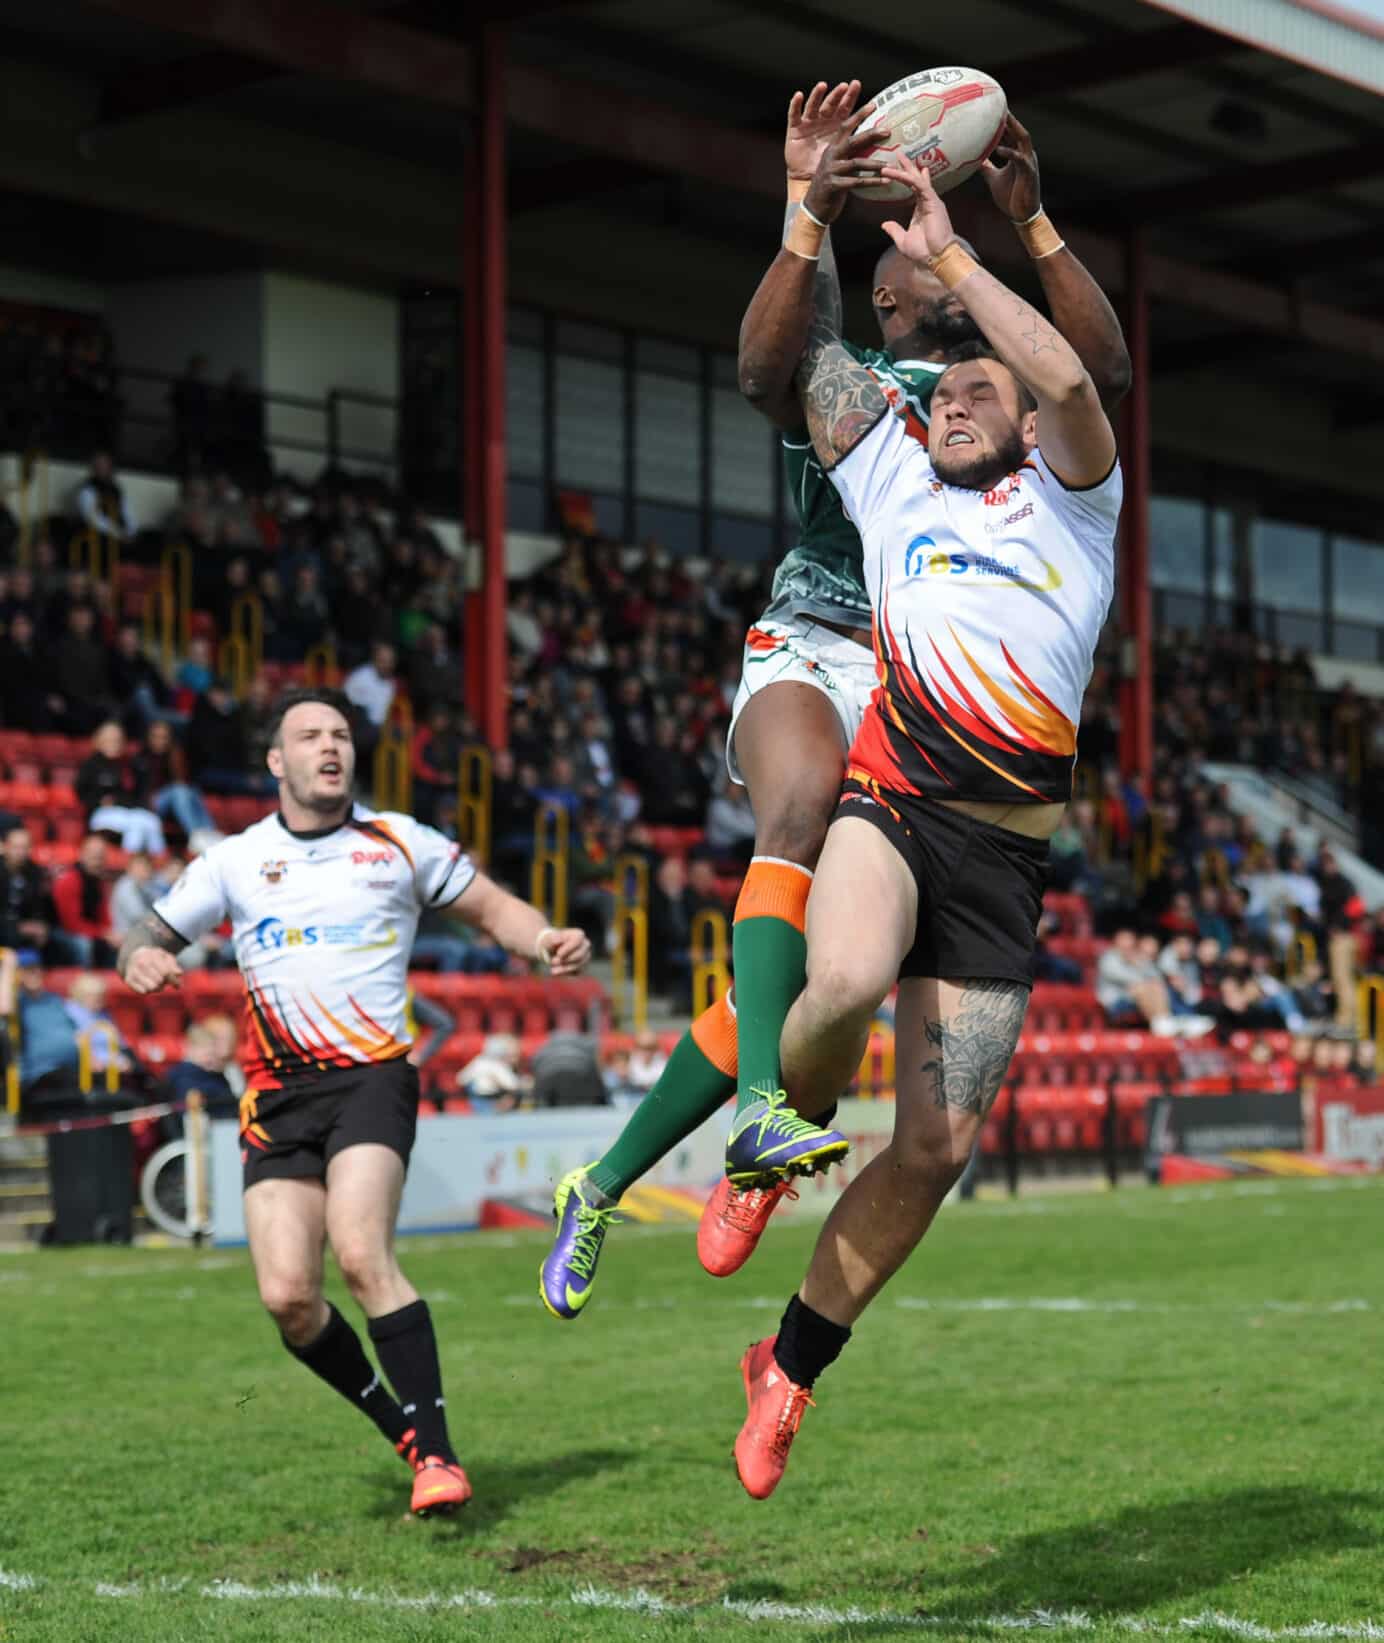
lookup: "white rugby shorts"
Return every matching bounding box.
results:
[726,613,879,785]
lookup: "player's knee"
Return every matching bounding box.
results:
[334,1241,393,1302]
[258,1272,319,1336]
[753,788,838,870]
[804,958,887,1030]
[888,1131,974,1197]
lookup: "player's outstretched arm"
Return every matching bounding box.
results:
[981,113,1130,410]
[737,83,869,429]
[880,151,1115,488]
[117,912,186,994]
[449,872,592,976]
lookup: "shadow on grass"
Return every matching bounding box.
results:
[819,1485,1383,1638]
[367,1446,635,1532]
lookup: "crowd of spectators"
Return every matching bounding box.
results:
[3,436,1384,1117]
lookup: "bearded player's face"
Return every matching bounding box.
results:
[268,703,355,813]
[929,359,1036,491]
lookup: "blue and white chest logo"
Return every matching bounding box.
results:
[902,534,1062,592]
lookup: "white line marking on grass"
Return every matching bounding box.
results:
[6,1569,1384,1637]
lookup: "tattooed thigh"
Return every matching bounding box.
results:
[916,977,1029,1118]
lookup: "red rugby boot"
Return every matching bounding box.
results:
[733,1336,814,1501]
[697,1176,797,1277]
[410,1455,472,1517]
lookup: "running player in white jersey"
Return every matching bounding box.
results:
[733,148,1121,1499]
[117,688,590,1516]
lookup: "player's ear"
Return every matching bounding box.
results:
[1020,408,1038,447]
[266,745,284,779]
[872,279,896,317]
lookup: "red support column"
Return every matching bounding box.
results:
[478,22,509,752]
[461,142,486,725]
[1118,227,1153,784]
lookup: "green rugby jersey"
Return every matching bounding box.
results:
[770,343,946,627]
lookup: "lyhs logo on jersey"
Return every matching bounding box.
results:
[259,859,288,885]
[983,475,1024,507]
[351,848,394,867]
[255,917,319,949]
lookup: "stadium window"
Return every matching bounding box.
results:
[506,345,544,480]
[1210,507,1235,599]
[711,385,774,520]
[506,478,544,532]
[1149,495,1205,591]
[634,370,701,507]
[1331,535,1384,625]
[634,500,700,557]
[1252,517,1323,617]
[554,352,624,492]
[507,308,543,345]
[712,514,775,563]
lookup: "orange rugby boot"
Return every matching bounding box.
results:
[410,1455,473,1517]
[697,1176,797,1277]
[733,1336,815,1500]
[394,1427,419,1469]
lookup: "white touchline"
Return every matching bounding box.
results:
[4,1569,1383,1637]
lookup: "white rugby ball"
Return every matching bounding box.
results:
[855,67,1007,201]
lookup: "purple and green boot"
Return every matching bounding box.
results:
[539,1167,621,1320]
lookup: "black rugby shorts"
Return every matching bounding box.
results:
[238,1057,420,1190]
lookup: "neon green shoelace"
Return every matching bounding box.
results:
[744,1088,827,1150]
[567,1200,621,1279]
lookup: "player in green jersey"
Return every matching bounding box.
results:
[540,85,1131,1320]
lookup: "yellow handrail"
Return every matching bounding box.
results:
[1357,974,1384,1060]
[142,582,178,676]
[372,724,413,812]
[76,1024,121,1097]
[229,592,264,673]
[304,640,339,687]
[70,525,121,591]
[612,907,649,1031]
[857,1030,896,1100]
[1285,930,1317,982]
[161,542,193,656]
[456,744,492,865]
[690,907,731,1019]
[221,634,253,701]
[530,802,570,928]
[1,946,18,1116]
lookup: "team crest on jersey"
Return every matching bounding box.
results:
[259,859,289,885]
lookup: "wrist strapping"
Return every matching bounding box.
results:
[784,211,827,261]
[927,240,979,289]
[786,177,810,202]
[1014,208,1065,260]
[534,927,558,964]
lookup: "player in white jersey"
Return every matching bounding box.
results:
[732,149,1121,1500]
[117,688,590,1516]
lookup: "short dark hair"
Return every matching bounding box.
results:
[267,686,356,748]
[939,342,1038,417]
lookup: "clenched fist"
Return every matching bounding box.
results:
[535,928,592,976]
[124,948,184,995]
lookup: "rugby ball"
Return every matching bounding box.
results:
[855,67,1007,201]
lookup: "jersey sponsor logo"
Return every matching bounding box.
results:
[351,848,394,866]
[259,859,289,885]
[983,475,1024,507]
[252,916,399,952]
[902,534,1063,592]
[985,500,1035,534]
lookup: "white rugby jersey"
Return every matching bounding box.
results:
[830,406,1121,804]
[154,806,476,1087]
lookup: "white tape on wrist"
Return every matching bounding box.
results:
[534,927,559,964]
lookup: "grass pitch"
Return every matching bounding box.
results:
[3,1176,1383,1642]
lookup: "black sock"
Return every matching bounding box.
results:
[773,1294,851,1390]
[368,1300,455,1465]
[287,1303,411,1448]
[816,1102,838,1128]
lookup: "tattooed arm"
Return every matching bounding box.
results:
[795,314,893,472]
[738,81,860,429]
[117,911,188,994]
[882,150,1117,488]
